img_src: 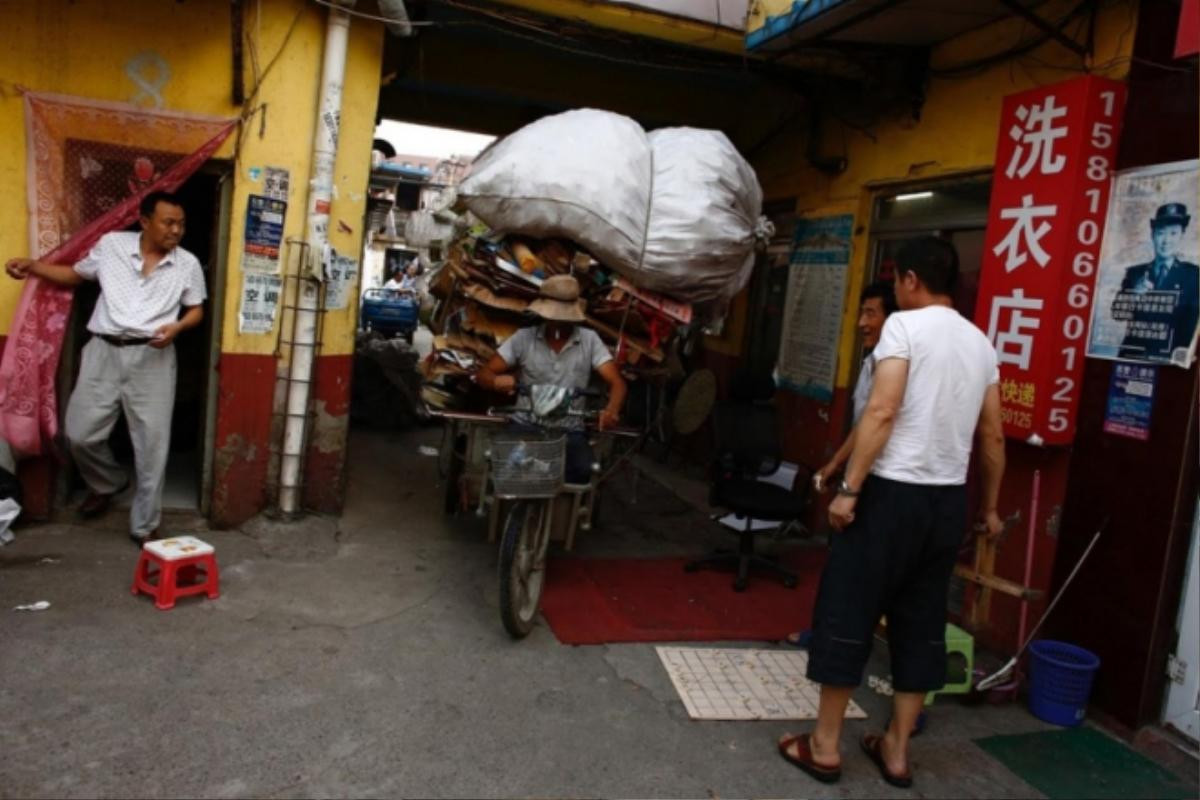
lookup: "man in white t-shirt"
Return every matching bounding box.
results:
[778,237,1006,789]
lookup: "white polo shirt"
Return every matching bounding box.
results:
[869,305,999,486]
[74,232,207,337]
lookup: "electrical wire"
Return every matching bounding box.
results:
[310,0,440,25]
[234,0,307,163]
[930,0,1094,78]
[246,1,263,88]
[245,1,306,106]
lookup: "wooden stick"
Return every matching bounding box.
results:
[586,315,663,362]
[955,564,1043,600]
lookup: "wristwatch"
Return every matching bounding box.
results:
[836,479,860,498]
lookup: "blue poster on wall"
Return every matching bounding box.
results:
[243,194,287,274]
[775,214,854,402]
[1102,363,1158,441]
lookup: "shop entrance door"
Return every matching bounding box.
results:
[865,174,991,613]
[57,161,231,518]
[1162,505,1200,744]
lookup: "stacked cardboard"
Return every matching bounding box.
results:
[421,228,693,411]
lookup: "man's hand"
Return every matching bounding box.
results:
[6,258,34,280]
[828,493,857,532]
[492,374,517,395]
[812,461,837,493]
[977,509,1004,538]
[598,407,620,431]
[150,323,179,349]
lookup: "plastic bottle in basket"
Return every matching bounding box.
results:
[506,442,527,470]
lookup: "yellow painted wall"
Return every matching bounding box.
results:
[0,0,383,358]
[748,0,1138,389]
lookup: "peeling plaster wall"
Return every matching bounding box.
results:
[302,355,354,514]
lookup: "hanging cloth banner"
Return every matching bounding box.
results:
[0,92,236,456]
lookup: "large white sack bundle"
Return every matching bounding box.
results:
[458,109,767,309]
[458,109,651,277]
[642,127,764,305]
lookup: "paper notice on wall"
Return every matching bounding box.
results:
[238,273,283,334]
[1103,363,1158,440]
[324,252,359,310]
[243,195,287,274]
[775,215,853,403]
[263,166,290,201]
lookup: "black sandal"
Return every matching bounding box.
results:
[860,733,913,789]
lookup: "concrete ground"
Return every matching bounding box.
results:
[1,426,1196,799]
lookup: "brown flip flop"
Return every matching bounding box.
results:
[778,733,842,784]
[860,733,913,789]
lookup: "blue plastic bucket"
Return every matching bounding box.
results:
[1027,639,1100,727]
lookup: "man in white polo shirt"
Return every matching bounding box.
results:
[5,191,205,544]
[777,236,1006,789]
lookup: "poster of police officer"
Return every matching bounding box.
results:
[1087,160,1200,367]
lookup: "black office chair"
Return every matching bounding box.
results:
[684,375,809,592]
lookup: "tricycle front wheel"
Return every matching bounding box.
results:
[498,499,551,638]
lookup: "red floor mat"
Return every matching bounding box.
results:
[540,547,827,645]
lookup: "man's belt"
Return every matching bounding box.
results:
[98,334,154,347]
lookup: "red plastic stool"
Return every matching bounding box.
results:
[131,536,220,610]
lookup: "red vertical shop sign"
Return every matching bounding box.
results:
[974,76,1126,444]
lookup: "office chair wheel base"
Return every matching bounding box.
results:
[732,577,748,592]
[783,575,798,589]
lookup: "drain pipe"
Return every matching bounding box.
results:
[279,1,352,516]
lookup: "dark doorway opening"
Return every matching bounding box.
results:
[60,163,228,516]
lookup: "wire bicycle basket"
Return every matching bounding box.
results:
[488,434,566,498]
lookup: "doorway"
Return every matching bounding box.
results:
[1162,504,1200,745]
[57,162,231,516]
[867,175,991,314]
[864,173,991,614]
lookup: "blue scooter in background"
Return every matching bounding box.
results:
[361,288,419,342]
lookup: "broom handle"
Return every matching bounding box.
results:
[1018,470,1040,650]
[1015,521,1106,657]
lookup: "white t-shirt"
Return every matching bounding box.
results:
[869,305,999,486]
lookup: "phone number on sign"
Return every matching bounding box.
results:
[1001,406,1034,429]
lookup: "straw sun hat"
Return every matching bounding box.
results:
[529,274,587,323]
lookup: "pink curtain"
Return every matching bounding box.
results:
[0,94,236,457]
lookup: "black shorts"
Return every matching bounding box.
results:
[806,475,967,693]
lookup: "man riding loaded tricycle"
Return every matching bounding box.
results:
[435,275,632,637]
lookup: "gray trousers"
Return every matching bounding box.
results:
[65,338,176,537]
